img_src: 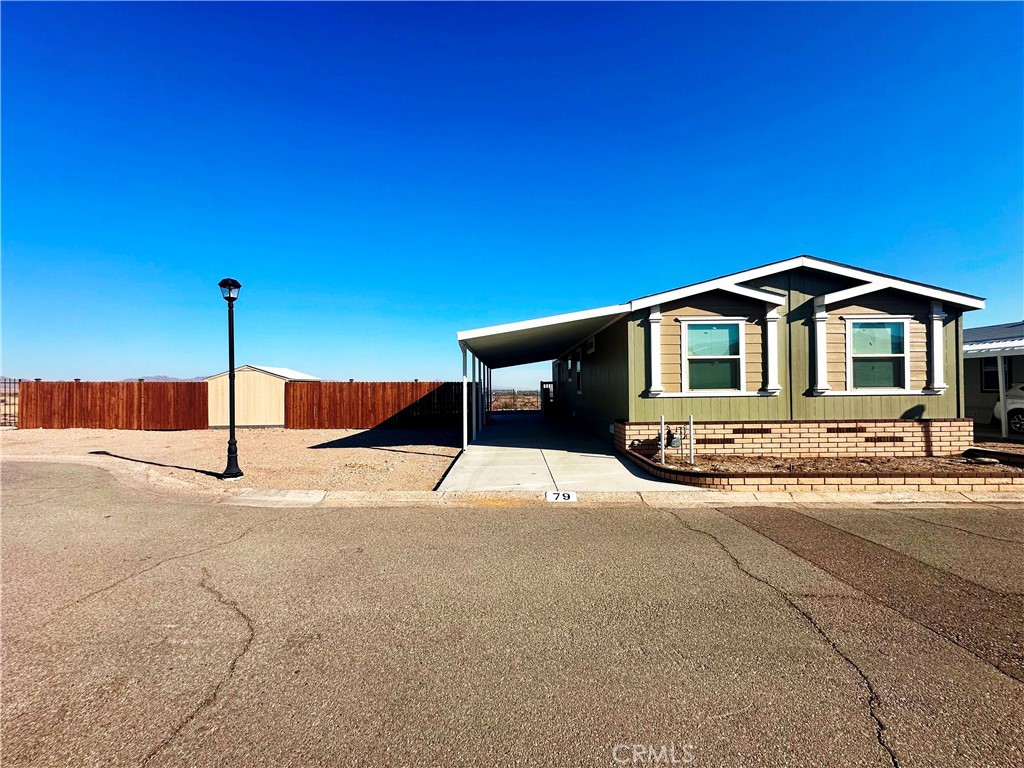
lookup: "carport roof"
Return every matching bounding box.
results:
[457,255,986,369]
[457,304,630,369]
[963,321,1024,359]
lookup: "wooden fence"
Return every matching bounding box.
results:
[285,381,473,429]
[19,381,209,430]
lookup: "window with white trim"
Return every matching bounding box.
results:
[682,321,743,391]
[575,349,582,394]
[981,357,1013,392]
[848,319,908,389]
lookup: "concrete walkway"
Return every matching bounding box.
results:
[438,412,699,492]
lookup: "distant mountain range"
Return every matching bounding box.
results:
[120,375,206,382]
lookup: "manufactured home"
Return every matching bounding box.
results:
[457,256,985,457]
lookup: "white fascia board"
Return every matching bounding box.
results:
[456,303,631,342]
[719,284,786,305]
[630,255,984,311]
[820,282,887,307]
[629,258,803,311]
[820,275,986,309]
[801,257,985,309]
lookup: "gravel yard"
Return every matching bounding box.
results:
[1,427,460,494]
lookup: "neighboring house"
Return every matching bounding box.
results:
[457,255,985,456]
[962,321,1024,425]
[205,365,319,428]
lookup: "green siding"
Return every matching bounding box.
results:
[555,317,630,440]
[626,267,967,422]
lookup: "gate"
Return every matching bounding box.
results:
[0,378,19,427]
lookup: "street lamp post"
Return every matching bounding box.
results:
[218,278,243,479]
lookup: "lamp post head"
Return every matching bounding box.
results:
[218,278,242,302]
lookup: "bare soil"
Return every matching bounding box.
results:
[661,453,1024,476]
[491,393,540,410]
[1,427,461,495]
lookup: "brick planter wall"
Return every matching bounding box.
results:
[615,418,974,459]
[620,448,1024,493]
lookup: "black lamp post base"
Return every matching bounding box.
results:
[221,437,243,480]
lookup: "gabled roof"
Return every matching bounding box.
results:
[205,365,320,381]
[628,255,985,310]
[457,255,986,369]
[963,321,1024,359]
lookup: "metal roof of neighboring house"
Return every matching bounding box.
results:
[457,255,987,369]
[205,365,320,381]
[963,321,1024,359]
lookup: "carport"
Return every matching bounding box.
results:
[456,302,630,450]
[963,328,1024,438]
[450,304,695,491]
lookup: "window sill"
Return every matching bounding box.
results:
[645,390,780,398]
[817,389,946,397]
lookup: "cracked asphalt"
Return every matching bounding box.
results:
[3,462,1023,768]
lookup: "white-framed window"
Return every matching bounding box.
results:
[845,316,911,390]
[576,349,582,395]
[678,319,746,392]
[981,357,1012,393]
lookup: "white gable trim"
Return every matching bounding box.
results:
[629,256,985,311]
[630,270,792,311]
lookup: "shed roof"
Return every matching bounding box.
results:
[457,255,987,369]
[205,365,320,381]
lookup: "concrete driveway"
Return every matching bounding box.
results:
[3,461,1023,767]
[439,411,696,491]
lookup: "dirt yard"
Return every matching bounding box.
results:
[1,427,461,495]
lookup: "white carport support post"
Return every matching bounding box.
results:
[461,344,469,450]
[928,301,948,392]
[471,354,478,441]
[998,355,1009,439]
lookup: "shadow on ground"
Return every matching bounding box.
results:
[307,428,461,458]
[88,450,223,478]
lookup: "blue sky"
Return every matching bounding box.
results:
[3,2,1021,387]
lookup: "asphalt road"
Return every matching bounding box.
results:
[2,462,1022,768]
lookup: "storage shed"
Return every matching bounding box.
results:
[205,365,319,428]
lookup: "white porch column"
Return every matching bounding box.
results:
[648,305,664,396]
[461,344,468,450]
[813,298,831,395]
[928,301,948,392]
[763,306,782,394]
[998,355,1009,438]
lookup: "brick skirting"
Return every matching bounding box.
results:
[619,447,1024,493]
[615,418,975,459]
